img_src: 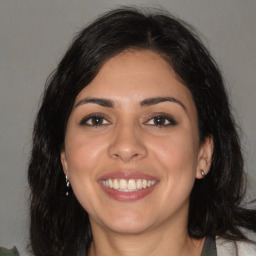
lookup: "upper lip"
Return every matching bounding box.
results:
[97,170,159,181]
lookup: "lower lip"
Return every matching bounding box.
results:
[99,183,157,201]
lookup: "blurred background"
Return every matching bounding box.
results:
[0,0,255,254]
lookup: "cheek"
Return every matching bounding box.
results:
[154,130,198,204]
[150,128,198,202]
[65,130,105,174]
[152,128,199,174]
[64,134,106,213]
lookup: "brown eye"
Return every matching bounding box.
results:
[80,115,109,126]
[154,116,168,126]
[146,115,177,127]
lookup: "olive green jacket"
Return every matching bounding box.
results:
[0,246,19,256]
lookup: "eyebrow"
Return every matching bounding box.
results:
[75,96,186,111]
[140,97,187,111]
[75,98,114,108]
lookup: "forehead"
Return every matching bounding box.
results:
[75,50,195,110]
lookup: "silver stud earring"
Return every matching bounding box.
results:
[65,175,70,196]
[201,169,206,178]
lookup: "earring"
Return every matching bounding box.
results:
[201,169,206,178]
[65,175,70,196]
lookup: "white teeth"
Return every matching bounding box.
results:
[128,179,136,190]
[113,179,119,189]
[102,178,156,192]
[119,179,128,189]
[147,180,156,187]
[137,179,142,189]
[108,179,113,188]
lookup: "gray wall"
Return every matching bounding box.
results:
[0,0,255,254]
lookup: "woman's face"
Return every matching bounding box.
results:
[61,50,212,235]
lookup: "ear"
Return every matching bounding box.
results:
[196,136,214,179]
[60,150,69,175]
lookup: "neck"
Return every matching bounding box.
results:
[88,219,205,256]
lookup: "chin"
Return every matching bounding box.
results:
[106,220,151,235]
[92,209,154,235]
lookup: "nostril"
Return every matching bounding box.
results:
[110,152,141,161]
[108,134,148,162]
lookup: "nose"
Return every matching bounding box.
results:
[108,124,147,162]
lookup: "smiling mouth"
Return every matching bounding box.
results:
[102,178,157,192]
[98,171,159,201]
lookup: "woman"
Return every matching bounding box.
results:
[28,7,256,256]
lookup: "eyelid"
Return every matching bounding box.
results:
[144,113,178,126]
[79,113,111,126]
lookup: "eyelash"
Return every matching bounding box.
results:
[79,114,110,126]
[79,113,177,127]
[145,114,177,127]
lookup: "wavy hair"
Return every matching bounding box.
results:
[28,7,256,256]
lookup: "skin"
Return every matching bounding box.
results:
[61,50,213,256]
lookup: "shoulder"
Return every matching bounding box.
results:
[216,229,256,256]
